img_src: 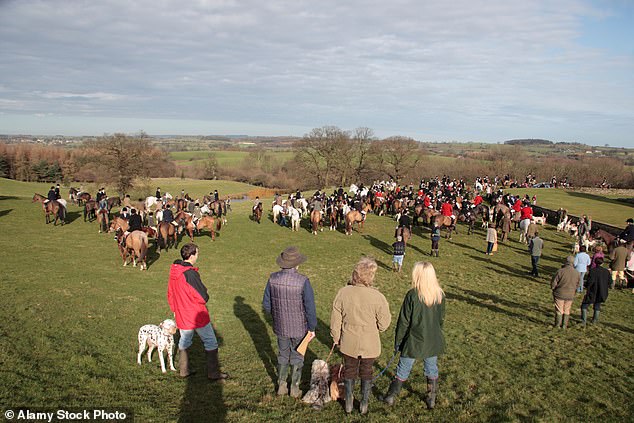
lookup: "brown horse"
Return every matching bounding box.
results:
[175,210,196,241]
[107,196,121,210]
[157,221,178,252]
[345,210,367,235]
[396,226,411,245]
[115,229,148,270]
[32,193,66,225]
[391,199,404,215]
[423,208,440,226]
[432,215,456,239]
[493,203,510,228]
[176,198,187,211]
[196,215,222,241]
[77,192,91,206]
[593,229,617,253]
[373,196,385,216]
[310,210,323,235]
[328,203,338,231]
[96,209,109,233]
[253,203,263,224]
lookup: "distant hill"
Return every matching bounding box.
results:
[504,139,553,145]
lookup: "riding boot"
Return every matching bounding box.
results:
[289,364,303,398]
[277,364,289,396]
[581,308,587,327]
[592,310,600,324]
[344,379,355,414]
[359,379,372,415]
[425,377,438,409]
[562,314,570,330]
[178,348,196,377]
[206,349,229,382]
[379,378,403,406]
[554,312,562,329]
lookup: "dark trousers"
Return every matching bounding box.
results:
[431,239,439,250]
[277,336,304,366]
[486,242,494,254]
[581,302,601,312]
[531,255,540,276]
[343,353,375,381]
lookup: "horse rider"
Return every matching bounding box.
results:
[187,199,195,213]
[96,188,104,203]
[123,194,132,210]
[619,218,634,244]
[253,196,261,216]
[120,207,130,220]
[46,186,57,204]
[296,189,302,200]
[312,196,323,218]
[396,209,412,238]
[54,183,61,200]
[192,203,202,228]
[162,205,176,227]
[98,195,108,213]
[441,198,455,226]
[156,187,161,199]
[181,189,186,200]
[214,190,219,202]
[121,208,143,245]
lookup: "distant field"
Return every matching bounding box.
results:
[504,188,633,227]
[170,150,295,168]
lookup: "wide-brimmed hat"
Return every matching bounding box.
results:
[276,246,306,269]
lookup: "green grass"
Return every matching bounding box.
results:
[1,177,633,422]
[170,150,295,167]
[505,188,633,227]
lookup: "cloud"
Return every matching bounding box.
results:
[0,0,631,145]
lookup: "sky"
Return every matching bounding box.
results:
[0,0,632,147]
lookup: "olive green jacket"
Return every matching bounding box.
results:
[395,289,446,359]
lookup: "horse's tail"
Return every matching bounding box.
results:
[139,237,148,265]
[216,218,222,231]
[157,225,165,249]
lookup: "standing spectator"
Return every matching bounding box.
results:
[330,258,391,415]
[486,224,498,255]
[610,240,629,289]
[392,236,405,273]
[262,247,316,398]
[551,256,580,329]
[590,245,605,269]
[431,224,441,257]
[501,214,511,243]
[573,246,592,293]
[580,257,610,326]
[529,232,544,277]
[167,243,229,381]
[379,262,445,409]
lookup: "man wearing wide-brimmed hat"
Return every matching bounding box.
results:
[263,246,317,398]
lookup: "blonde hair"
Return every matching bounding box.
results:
[350,257,377,287]
[411,262,444,307]
[594,245,603,253]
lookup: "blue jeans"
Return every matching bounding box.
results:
[486,242,494,254]
[395,356,438,381]
[178,323,218,351]
[277,336,304,366]
[531,256,540,276]
[577,272,586,292]
[393,255,404,265]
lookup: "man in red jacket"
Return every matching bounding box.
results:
[168,243,229,381]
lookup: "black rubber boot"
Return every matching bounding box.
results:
[379,378,403,406]
[425,377,438,409]
[206,349,229,382]
[178,348,196,377]
[289,365,303,398]
[277,364,289,396]
[359,379,372,415]
[344,379,355,414]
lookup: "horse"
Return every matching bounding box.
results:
[391,199,404,216]
[272,204,284,225]
[431,215,456,239]
[412,203,425,226]
[76,192,91,206]
[109,216,129,233]
[396,226,411,245]
[68,187,79,205]
[84,199,98,222]
[475,204,490,229]
[107,196,121,210]
[493,203,510,228]
[593,229,617,253]
[373,196,386,216]
[253,202,263,224]
[296,198,309,217]
[157,221,178,253]
[96,209,109,233]
[310,210,323,235]
[32,193,66,225]
[145,196,160,210]
[176,198,188,211]
[115,229,148,270]
[289,207,301,231]
[519,218,531,244]
[208,200,226,223]
[328,203,338,231]
[423,208,440,226]
[196,215,222,240]
[345,210,367,235]
[175,210,196,241]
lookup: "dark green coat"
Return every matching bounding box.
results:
[394,289,446,359]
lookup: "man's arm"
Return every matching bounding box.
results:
[302,279,317,332]
[262,281,272,315]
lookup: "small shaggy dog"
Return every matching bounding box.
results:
[302,359,332,410]
[137,319,178,373]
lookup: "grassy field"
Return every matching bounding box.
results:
[1,178,633,422]
[504,188,633,227]
[170,150,295,168]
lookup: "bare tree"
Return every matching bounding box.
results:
[376,136,422,182]
[294,126,352,187]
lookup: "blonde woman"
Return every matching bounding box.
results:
[330,257,391,415]
[380,262,446,409]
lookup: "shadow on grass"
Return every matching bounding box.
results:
[178,336,226,422]
[65,210,82,224]
[362,235,392,255]
[233,296,277,385]
[467,254,550,285]
[446,290,546,325]
[0,196,19,201]
[565,191,627,206]
[0,208,13,218]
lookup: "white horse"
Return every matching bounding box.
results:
[296,198,309,217]
[519,218,530,244]
[155,209,163,223]
[272,204,284,225]
[145,196,160,210]
[289,207,301,231]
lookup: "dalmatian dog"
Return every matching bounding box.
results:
[137,319,177,373]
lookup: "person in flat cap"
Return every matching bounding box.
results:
[262,246,317,399]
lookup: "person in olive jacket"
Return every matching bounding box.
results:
[380,262,446,410]
[551,256,580,329]
[580,257,611,325]
[330,257,391,415]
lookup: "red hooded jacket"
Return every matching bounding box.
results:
[167,261,210,330]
